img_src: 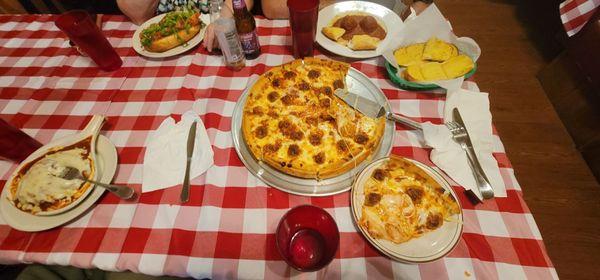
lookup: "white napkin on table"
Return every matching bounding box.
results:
[421,84,507,200]
[142,110,214,193]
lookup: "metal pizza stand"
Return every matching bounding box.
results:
[231,66,395,196]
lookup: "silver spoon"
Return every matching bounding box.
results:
[56,166,135,199]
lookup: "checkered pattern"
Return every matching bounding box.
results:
[0,15,557,279]
[560,0,600,36]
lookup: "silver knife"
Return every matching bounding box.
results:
[334,89,422,130]
[180,121,197,203]
[451,108,494,199]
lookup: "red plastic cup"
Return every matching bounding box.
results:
[0,118,42,163]
[276,205,339,271]
[288,0,320,58]
[56,10,122,71]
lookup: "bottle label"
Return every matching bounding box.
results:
[223,30,245,61]
[239,31,260,55]
[232,0,246,10]
[214,18,245,67]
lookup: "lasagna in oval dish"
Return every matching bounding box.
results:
[8,137,95,215]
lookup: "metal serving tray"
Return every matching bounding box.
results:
[231,67,395,196]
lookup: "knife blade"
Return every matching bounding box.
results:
[334,89,386,118]
[180,121,197,203]
[334,89,423,130]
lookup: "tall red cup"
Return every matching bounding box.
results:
[288,0,320,58]
[0,119,42,163]
[56,10,122,71]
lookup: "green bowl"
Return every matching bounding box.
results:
[385,61,477,91]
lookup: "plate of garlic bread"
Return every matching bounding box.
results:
[385,37,477,90]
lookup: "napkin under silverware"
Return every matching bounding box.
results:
[142,110,213,193]
[421,84,507,200]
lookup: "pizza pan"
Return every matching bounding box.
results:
[350,156,463,263]
[231,67,394,196]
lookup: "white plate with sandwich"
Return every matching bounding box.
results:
[133,11,208,58]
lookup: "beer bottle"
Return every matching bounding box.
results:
[231,0,261,59]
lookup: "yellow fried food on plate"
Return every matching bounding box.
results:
[394,43,425,67]
[422,37,458,62]
[404,64,425,81]
[442,54,474,79]
[348,34,380,50]
[322,26,346,41]
[404,55,474,82]
[420,62,447,81]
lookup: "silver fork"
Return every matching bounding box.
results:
[445,121,495,200]
[56,166,135,200]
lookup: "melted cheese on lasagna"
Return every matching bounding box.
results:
[13,147,91,214]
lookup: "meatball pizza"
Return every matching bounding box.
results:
[241,58,386,179]
[358,156,461,244]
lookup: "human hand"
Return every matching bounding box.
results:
[203,23,219,52]
[412,0,431,15]
[401,0,432,21]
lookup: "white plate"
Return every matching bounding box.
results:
[5,116,105,216]
[316,1,403,59]
[351,156,463,263]
[0,135,118,232]
[132,13,209,58]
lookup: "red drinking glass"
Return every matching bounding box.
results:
[276,205,339,271]
[56,10,122,71]
[0,118,42,163]
[287,0,320,58]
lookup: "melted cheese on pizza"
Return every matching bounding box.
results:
[242,58,385,179]
[359,157,460,243]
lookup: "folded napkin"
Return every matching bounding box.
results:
[142,110,213,193]
[421,85,507,200]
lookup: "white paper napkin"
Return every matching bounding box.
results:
[142,110,214,193]
[421,86,507,200]
[382,4,481,92]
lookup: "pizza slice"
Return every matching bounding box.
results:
[359,157,461,244]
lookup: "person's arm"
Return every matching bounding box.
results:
[116,0,159,25]
[412,0,431,14]
[261,0,289,19]
[401,0,432,20]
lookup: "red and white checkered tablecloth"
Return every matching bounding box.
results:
[0,15,557,279]
[560,0,600,36]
